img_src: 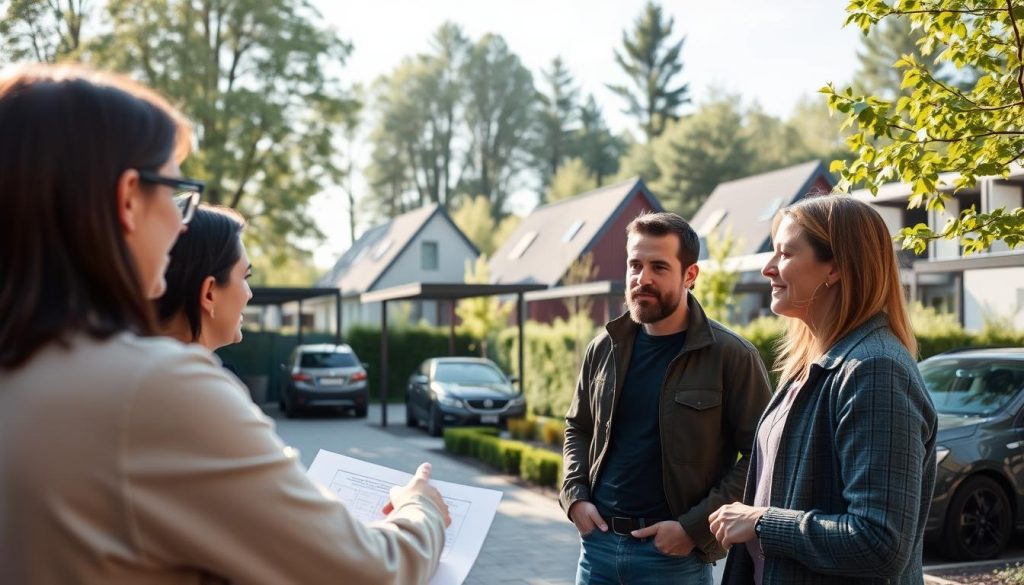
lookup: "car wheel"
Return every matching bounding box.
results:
[427,403,443,437]
[354,405,367,418]
[940,475,1013,561]
[405,398,418,427]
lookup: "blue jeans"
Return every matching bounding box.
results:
[575,528,712,585]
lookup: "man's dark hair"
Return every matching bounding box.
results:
[157,206,246,341]
[626,211,700,268]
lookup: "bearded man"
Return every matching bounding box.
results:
[560,211,772,585]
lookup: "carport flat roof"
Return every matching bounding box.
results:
[523,280,625,302]
[360,282,546,303]
[249,286,343,306]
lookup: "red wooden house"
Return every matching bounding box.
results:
[489,177,663,324]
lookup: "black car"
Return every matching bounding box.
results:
[406,357,526,436]
[920,347,1024,561]
[279,344,369,418]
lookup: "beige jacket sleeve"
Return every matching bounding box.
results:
[121,346,445,585]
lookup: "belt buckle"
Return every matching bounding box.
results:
[611,516,634,536]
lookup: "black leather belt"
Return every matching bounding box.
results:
[610,516,665,536]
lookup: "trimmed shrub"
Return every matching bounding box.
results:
[443,427,498,455]
[521,447,563,488]
[475,434,502,467]
[496,439,526,474]
[506,417,536,441]
[540,418,566,447]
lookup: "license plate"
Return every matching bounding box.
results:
[319,377,345,385]
[480,414,499,424]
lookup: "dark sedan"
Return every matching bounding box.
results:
[405,357,526,436]
[921,347,1024,561]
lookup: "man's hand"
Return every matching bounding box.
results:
[382,462,452,527]
[630,521,694,556]
[708,503,767,548]
[568,501,607,536]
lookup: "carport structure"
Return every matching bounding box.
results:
[522,280,626,324]
[248,287,345,343]
[360,282,546,427]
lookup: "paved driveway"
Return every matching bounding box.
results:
[270,403,581,585]
[273,403,1017,584]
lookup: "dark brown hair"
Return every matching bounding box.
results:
[0,64,191,368]
[157,206,246,341]
[626,211,701,268]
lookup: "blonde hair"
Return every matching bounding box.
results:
[772,195,916,383]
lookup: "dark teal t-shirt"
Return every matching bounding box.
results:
[592,327,685,519]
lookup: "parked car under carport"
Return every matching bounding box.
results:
[405,357,526,436]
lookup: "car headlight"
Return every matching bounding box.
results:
[936,446,950,465]
[437,395,463,408]
[509,394,526,406]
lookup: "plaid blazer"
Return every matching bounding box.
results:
[722,313,938,585]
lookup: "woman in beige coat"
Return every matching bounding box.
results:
[0,64,449,585]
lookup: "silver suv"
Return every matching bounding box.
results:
[278,344,368,418]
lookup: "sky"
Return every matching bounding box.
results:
[307,0,866,268]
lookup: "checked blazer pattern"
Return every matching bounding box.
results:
[722,313,938,585]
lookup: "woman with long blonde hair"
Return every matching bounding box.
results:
[709,194,937,584]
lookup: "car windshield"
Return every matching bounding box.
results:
[920,358,1024,416]
[300,352,358,368]
[435,363,506,385]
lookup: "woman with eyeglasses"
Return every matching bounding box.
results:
[708,195,937,585]
[0,64,449,584]
[157,205,254,352]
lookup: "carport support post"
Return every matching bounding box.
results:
[380,300,388,427]
[297,299,304,345]
[448,299,456,356]
[334,292,342,344]
[517,293,525,393]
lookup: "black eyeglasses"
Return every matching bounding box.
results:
[137,170,204,224]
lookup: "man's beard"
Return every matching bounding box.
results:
[626,284,682,324]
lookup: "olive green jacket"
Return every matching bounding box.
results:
[560,294,772,563]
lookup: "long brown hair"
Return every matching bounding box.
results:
[0,64,191,369]
[773,195,916,383]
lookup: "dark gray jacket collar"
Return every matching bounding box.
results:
[814,312,891,371]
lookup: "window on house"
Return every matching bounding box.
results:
[508,231,537,260]
[562,220,585,242]
[372,239,393,261]
[698,209,728,235]
[421,241,439,270]
[758,197,785,221]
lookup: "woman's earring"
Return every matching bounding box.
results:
[824,280,831,289]
[209,309,216,319]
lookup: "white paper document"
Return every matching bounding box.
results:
[307,449,503,585]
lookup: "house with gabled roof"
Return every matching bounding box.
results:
[490,177,664,323]
[308,203,479,333]
[852,166,1024,330]
[690,160,834,324]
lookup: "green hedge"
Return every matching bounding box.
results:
[442,427,563,488]
[489,303,1023,417]
[443,427,499,455]
[495,314,596,418]
[218,326,478,403]
[521,447,563,487]
[346,325,477,402]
